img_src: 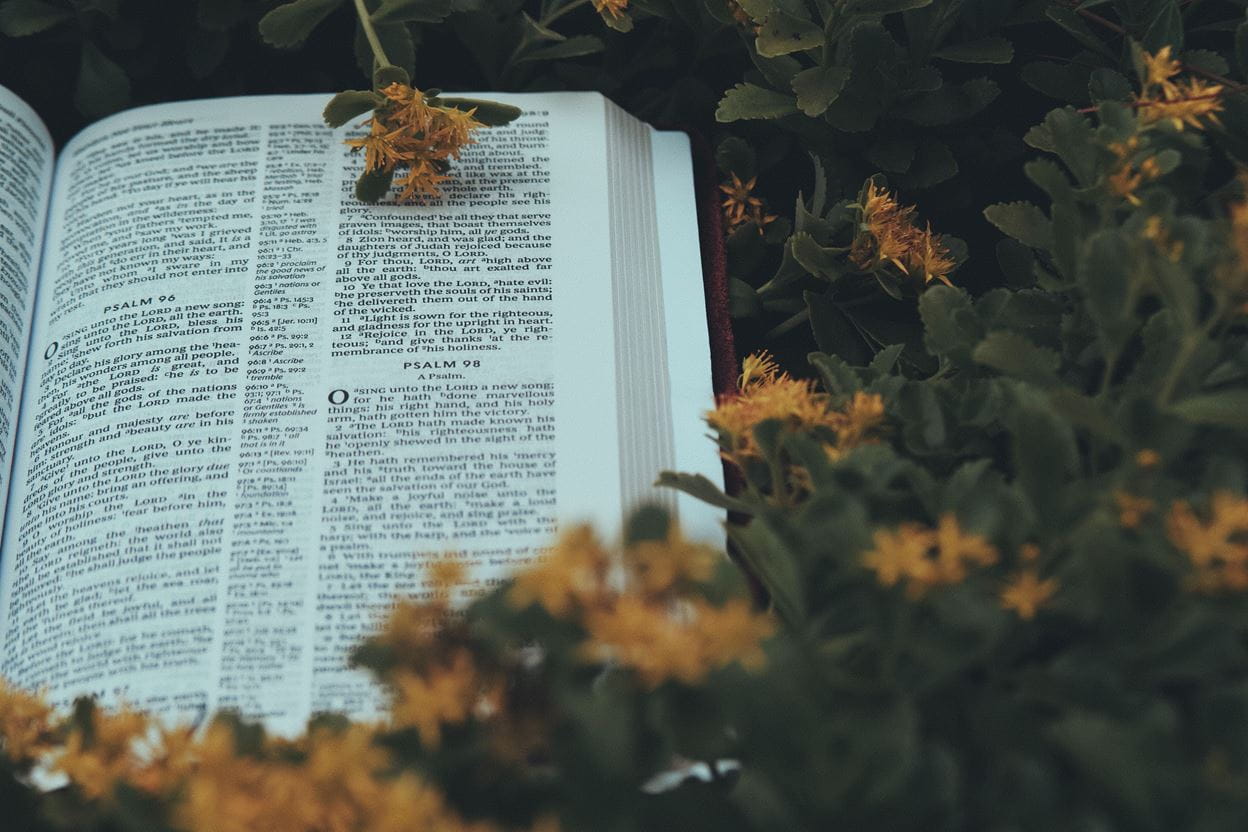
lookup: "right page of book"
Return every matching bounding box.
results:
[0,91,719,732]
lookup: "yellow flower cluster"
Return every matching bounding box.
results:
[850,182,955,287]
[0,681,518,832]
[707,351,887,464]
[593,0,629,22]
[345,83,483,201]
[1167,492,1248,592]
[1136,46,1224,131]
[1108,136,1163,206]
[719,173,777,235]
[510,526,775,688]
[0,678,54,765]
[861,514,999,597]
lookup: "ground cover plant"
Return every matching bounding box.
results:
[5,0,1248,829]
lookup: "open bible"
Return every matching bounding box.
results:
[0,85,721,734]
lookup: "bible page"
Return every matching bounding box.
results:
[0,86,54,536]
[0,91,714,733]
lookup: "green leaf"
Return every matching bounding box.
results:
[1169,391,1248,430]
[372,0,452,23]
[1021,60,1091,105]
[809,351,861,398]
[655,471,753,514]
[715,83,799,122]
[866,136,916,173]
[1079,230,1135,350]
[1004,384,1078,521]
[984,202,1053,251]
[846,0,932,12]
[1088,68,1133,102]
[517,35,604,62]
[373,63,410,88]
[728,518,806,628]
[259,0,341,48]
[893,78,999,125]
[972,331,1060,386]
[74,40,130,118]
[1238,22,1248,81]
[789,232,843,280]
[323,90,383,127]
[185,26,229,79]
[1043,6,1115,59]
[355,167,395,202]
[0,0,72,36]
[807,294,873,367]
[920,285,983,365]
[896,139,957,189]
[791,65,850,117]
[756,9,822,57]
[934,36,1013,64]
[436,97,521,125]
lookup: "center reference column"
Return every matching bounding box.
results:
[214,123,334,723]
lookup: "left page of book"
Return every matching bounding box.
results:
[0,91,678,733]
[0,86,54,537]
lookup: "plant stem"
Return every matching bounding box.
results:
[353,0,392,69]
[542,0,591,27]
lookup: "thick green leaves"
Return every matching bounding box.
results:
[716,83,799,122]
[355,167,395,202]
[0,0,72,36]
[756,9,822,57]
[323,90,383,127]
[792,65,850,117]
[1169,391,1248,430]
[972,331,1060,386]
[259,0,342,48]
[920,286,983,365]
[74,40,130,118]
[984,202,1054,251]
[934,37,1014,64]
[437,97,521,125]
[846,0,932,12]
[372,0,452,24]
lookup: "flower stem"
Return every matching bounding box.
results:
[542,0,591,27]
[353,0,392,69]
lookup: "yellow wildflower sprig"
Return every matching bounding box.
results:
[1134,46,1224,132]
[861,514,999,597]
[707,351,887,476]
[509,525,775,688]
[1166,492,1248,593]
[720,173,778,236]
[850,181,955,289]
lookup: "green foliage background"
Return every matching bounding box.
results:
[7,1,1248,830]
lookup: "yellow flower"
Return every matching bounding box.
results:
[861,514,998,595]
[719,174,777,235]
[0,679,54,765]
[738,349,781,389]
[1167,492,1248,592]
[905,225,956,287]
[345,83,483,201]
[1139,77,1224,130]
[1142,46,1183,97]
[1115,490,1157,529]
[594,0,629,20]
[1000,570,1058,619]
[627,534,717,595]
[829,390,887,450]
[389,649,484,747]
[582,596,773,687]
[509,525,612,616]
[851,182,954,288]
[52,705,152,801]
[861,523,939,592]
[1136,448,1161,468]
